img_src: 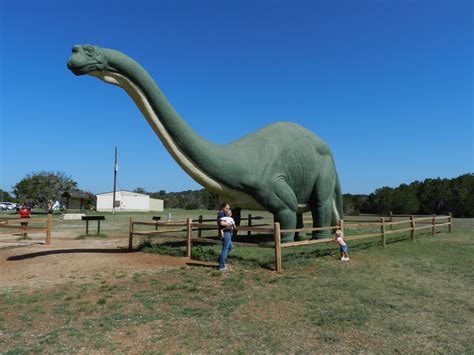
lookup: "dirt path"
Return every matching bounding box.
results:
[0,231,189,290]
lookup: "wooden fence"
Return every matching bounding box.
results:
[275,213,453,272]
[128,213,453,272]
[0,214,53,245]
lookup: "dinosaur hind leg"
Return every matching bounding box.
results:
[275,208,297,243]
[309,199,333,239]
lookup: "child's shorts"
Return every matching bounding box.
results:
[339,244,348,253]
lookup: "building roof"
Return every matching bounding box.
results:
[96,190,149,197]
[62,190,90,199]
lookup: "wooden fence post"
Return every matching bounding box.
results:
[128,217,134,250]
[186,218,192,258]
[448,212,453,233]
[247,214,252,237]
[410,215,416,241]
[274,222,282,272]
[45,214,52,245]
[198,215,203,238]
[432,214,436,236]
[380,217,386,248]
[339,219,344,235]
[389,211,393,230]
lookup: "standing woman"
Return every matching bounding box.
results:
[217,203,236,271]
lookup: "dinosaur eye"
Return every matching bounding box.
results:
[83,47,94,57]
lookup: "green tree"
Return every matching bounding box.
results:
[362,187,394,214]
[391,183,420,214]
[13,171,78,206]
[446,174,474,217]
[133,187,148,194]
[148,188,218,210]
[343,194,367,215]
[418,178,452,215]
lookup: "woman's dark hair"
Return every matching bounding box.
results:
[220,202,230,209]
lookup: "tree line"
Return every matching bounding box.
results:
[3,172,473,217]
[139,173,473,217]
[344,173,473,217]
[137,188,219,210]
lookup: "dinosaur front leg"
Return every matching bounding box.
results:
[295,213,306,240]
[274,209,297,243]
[250,176,298,242]
[269,177,299,243]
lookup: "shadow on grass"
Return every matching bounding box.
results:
[232,233,274,244]
[75,233,108,240]
[7,248,138,261]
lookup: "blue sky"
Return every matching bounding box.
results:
[0,0,472,195]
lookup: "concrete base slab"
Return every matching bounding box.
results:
[62,214,86,220]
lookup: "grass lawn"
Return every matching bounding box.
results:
[0,214,472,353]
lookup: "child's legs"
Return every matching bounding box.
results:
[341,244,348,258]
[339,245,344,258]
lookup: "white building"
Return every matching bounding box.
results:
[96,190,164,212]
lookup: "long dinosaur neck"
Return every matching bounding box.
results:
[106,49,215,158]
[96,48,227,192]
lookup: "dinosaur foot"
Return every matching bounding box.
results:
[280,232,295,243]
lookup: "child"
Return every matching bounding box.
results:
[217,209,236,271]
[335,230,349,261]
[219,210,236,237]
[217,202,231,239]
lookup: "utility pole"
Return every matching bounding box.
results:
[112,146,118,215]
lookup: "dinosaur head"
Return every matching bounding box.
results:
[67,44,110,76]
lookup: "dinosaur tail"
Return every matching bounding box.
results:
[332,173,344,226]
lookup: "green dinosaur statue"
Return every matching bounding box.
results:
[67,45,343,242]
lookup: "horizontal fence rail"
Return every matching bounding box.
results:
[128,213,453,272]
[0,215,53,245]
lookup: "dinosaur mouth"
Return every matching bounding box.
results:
[68,63,101,76]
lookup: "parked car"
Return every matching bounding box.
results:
[0,202,17,211]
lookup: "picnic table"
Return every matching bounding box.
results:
[81,215,105,234]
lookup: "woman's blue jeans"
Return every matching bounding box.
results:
[218,230,233,269]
